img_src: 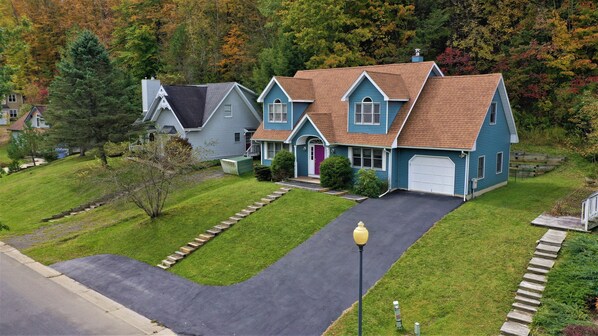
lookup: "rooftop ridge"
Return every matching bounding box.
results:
[294,61,435,74]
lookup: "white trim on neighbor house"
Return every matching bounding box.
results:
[256,77,314,104]
[392,63,443,148]
[496,151,504,174]
[202,84,261,129]
[284,114,331,146]
[341,71,409,102]
[149,97,186,134]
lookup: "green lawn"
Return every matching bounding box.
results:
[172,189,354,285]
[0,156,110,236]
[325,152,587,335]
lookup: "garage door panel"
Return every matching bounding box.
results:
[408,156,455,195]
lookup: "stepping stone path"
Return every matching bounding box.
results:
[156,187,292,270]
[500,229,567,336]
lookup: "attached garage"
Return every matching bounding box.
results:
[408,155,455,195]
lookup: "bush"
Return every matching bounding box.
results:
[320,156,353,190]
[7,160,21,173]
[271,150,294,181]
[165,136,193,159]
[353,168,384,197]
[563,325,598,336]
[41,149,59,162]
[104,141,128,157]
[254,165,272,181]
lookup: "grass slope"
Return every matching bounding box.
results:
[0,156,108,236]
[172,189,354,285]
[326,155,586,335]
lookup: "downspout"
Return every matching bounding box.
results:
[463,151,469,202]
[379,148,393,198]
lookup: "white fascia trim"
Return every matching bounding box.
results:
[291,100,314,103]
[143,86,167,121]
[184,127,204,132]
[397,145,471,151]
[336,143,391,149]
[150,97,186,133]
[257,77,292,103]
[341,71,390,102]
[236,83,257,95]
[431,62,444,77]
[284,114,330,146]
[392,63,436,148]
[234,84,262,121]
[498,76,519,143]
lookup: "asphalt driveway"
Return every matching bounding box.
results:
[53,191,462,335]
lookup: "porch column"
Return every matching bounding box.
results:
[293,144,298,178]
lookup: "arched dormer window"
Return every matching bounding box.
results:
[268,98,287,123]
[355,97,380,125]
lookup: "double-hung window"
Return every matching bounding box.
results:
[268,99,287,123]
[355,97,380,125]
[489,102,497,125]
[352,147,384,170]
[477,156,485,179]
[9,109,17,119]
[267,142,285,159]
[8,94,16,103]
[224,104,232,118]
[496,152,503,174]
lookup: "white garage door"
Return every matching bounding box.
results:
[408,155,455,195]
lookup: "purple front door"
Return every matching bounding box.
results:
[314,145,325,175]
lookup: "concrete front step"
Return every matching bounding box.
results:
[512,302,538,314]
[229,216,243,221]
[187,242,201,248]
[273,190,287,195]
[500,321,530,336]
[235,212,249,218]
[516,288,543,300]
[215,224,229,230]
[221,220,235,226]
[254,202,266,207]
[162,259,176,266]
[157,264,169,270]
[167,254,183,262]
[523,272,547,284]
[536,243,560,254]
[519,280,545,294]
[527,266,549,275]
[533,251,558,260]
[539,229,567,247]
[515,295,541,307]
[174,251,186,257]
[261,198,272,204]
[324,190,349,196]
[247,205,261,211]
[206,229,221,235]
[195,237,209,244]
[341,194,368,203]
[507,310,533,325]
[179,246,194,254]
[529,257,555,270]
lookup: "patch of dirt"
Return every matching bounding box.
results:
[550,185,597,217]
[4,167,227,250]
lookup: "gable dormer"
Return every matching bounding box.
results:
[342,71,409,134]
[257,77,314,130]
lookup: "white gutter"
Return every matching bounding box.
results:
[380,149,393,198]
[463,151,470,201]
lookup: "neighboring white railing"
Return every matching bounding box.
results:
[581,191,598,231]
[245,142,261,157]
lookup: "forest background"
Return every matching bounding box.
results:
[0,0,596,157]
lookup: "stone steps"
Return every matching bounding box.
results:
[500,229,567,335]
[156,187,291,269]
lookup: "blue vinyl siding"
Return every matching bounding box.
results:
[290,119,324,144]
[263,84,292,131]
[347,79,387,134]
[296,143,309,176]
[292,102,309,125]
[397,149,466,196]
[468,89,511,192]
[391,148,399,189]
[387,101,404,132]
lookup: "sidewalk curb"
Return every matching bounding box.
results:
[0,241,176,335]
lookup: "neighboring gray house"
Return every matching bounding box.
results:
[141,79,262,160]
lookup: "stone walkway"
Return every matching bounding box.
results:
[500,229,567,336]
[531,213,589,232]
[157,187,291,270]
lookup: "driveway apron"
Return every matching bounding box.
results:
[53,191,462,335]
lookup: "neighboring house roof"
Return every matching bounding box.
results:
[147,82,260,131]
[397,74,503,150]
[254,61,438,146]
[8,105,47,131]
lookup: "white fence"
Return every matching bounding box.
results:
[581,191,598,231]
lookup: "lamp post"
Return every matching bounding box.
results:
[353,221,369,336]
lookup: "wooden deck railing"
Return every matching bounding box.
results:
[581,191,598,231]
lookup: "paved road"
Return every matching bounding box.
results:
[0,252,145,335]
[53,191,462,335]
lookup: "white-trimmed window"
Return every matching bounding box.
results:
[8,94,16,103]
[477,156,485,179]
[496,152,503,174]
[224,104,232,118]
[268,99,287,123]
[9,109,17,119]
[489,102,497,125]
[266,142,287,160]
[351,147,384,170]
[355,97,380,125]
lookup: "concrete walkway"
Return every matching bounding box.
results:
[0,242,173,335]
[53,191,462,335]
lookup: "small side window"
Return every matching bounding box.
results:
[489,102,497,125]
[224,104,232,118]
[496,152,503,174]
[477,156,485,179]
[234,133,240,142]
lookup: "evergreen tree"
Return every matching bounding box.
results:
[47,30,139,166]
[0,27,12,98]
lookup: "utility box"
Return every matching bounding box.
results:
[220,156,254,175]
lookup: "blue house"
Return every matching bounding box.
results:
[253,58,518,199]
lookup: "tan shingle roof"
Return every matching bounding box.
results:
[366,71,410,100]
[397,74,501,149]
[252,123,290,141]
[307,113,334,143]
[8,105,46,131]
[275,77,315,101]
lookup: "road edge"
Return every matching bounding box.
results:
[0,241,176,335]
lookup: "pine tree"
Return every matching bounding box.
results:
[0,27,12,98]
[47,30,139,166]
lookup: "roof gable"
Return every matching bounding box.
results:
[341,71,409,102]
[8,105,47,131]
[257,77,315,103]
[163,85,207,128]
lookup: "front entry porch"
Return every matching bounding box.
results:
[294,136,329,178]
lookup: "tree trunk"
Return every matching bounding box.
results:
[98,145,108,166]
[30,152,36,166]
